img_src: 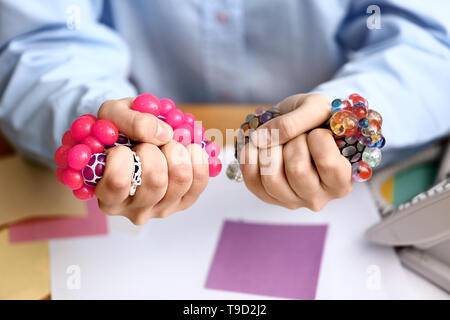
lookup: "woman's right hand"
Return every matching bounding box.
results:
[95,98,210,225]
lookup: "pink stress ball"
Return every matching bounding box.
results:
[132,93,161,116]
[67,144,92,171]
[183,113,196,127]
[73,185,95,200]
[54,145,70,168]
[92,120,119,145]
[205,141,220,157]
[71,116,96,141]
[173,124,193,146]
[81,136,105,154]
[208,157,222,177]
[160,98,176,116]
[62,168,84,190]
[165,108,185,128]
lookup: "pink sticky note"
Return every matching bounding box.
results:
[9,198,108,243]
[206,221,327,300]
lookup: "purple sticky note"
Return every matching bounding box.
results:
[9,198,108,243]
[206,221,327,300]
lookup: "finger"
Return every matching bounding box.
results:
[178,144,210,211]
[239,142,285,206]
[152,141,193,217]
[251,94,331,148]
[95,146,134,214]
[307,128,353,198]
[259,145,303,209]
[98,98,173,145]
[283,134,322,200]
[130,143,168,213]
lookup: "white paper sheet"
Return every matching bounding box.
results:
[49,150,430,299]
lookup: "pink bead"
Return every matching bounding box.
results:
[173,124,193,146]
[62,168,84,190]
[165,108,184,128]
[92,120,119,145]
[73,184,96,200]
[54,145,70,168]
[192,123,205,143]
[62,130,78,147]
[132,93,161,116]
[81,114,97,121]
[183,113,196,127]
[81,135,105,154]
[67,144,92,170]
[160,98,176,116]
[56,167,65,186]
[71,116,96,141]
[205,141,220,157]
[208,157,222,178]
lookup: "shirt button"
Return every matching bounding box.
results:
[216,11,229,24]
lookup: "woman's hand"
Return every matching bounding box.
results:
[94,98,210,225]
[241,94,352,211]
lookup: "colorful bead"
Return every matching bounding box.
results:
[245,114,256,122]
[331,99,342,112]
[260,111,273,124]
[165,108,184,128]
[208,157,222,177]
[81,136,105,154]
[362,147,382,168]
[159,98,176,116]
[71,116,95,141]
[73,185,95,200]
[131,93,161,116]
[62,130,78,147]
[183,113,196,127]
[367,109,383,126]
[173,124,192,146]
[249,117,259,130]
[62,168,84,190]
[192,123,206,143]
[54,145,70,168]
[358,118,370,129]
[369,135,385,149]
[351,161,372,182]
[254,106,266,116]
[92,120,119,145]
[67,144,92,171]
[205,141,220,157]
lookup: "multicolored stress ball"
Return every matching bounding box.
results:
[227,93,385,183]
[55,93,221,200]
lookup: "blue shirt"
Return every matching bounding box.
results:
[0,0,449,166]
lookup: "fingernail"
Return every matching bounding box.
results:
[156,122,173,142]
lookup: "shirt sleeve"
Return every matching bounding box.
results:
[311,0,450,164]
[0,0,137,166]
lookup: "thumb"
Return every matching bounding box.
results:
[250,94,331,148]
[98,98,173,145]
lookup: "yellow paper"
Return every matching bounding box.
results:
[0,155,86,226]
[0,228,50,299]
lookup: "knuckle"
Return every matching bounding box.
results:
[106,174,130,192]
[132,114,151,140]
[316,157,338,175]
[171,164,193,186]
[98,100,115,118]
[286,161,309,180]
[307,198,326,212]
[335,182,353,198]
[279,116,297,139]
